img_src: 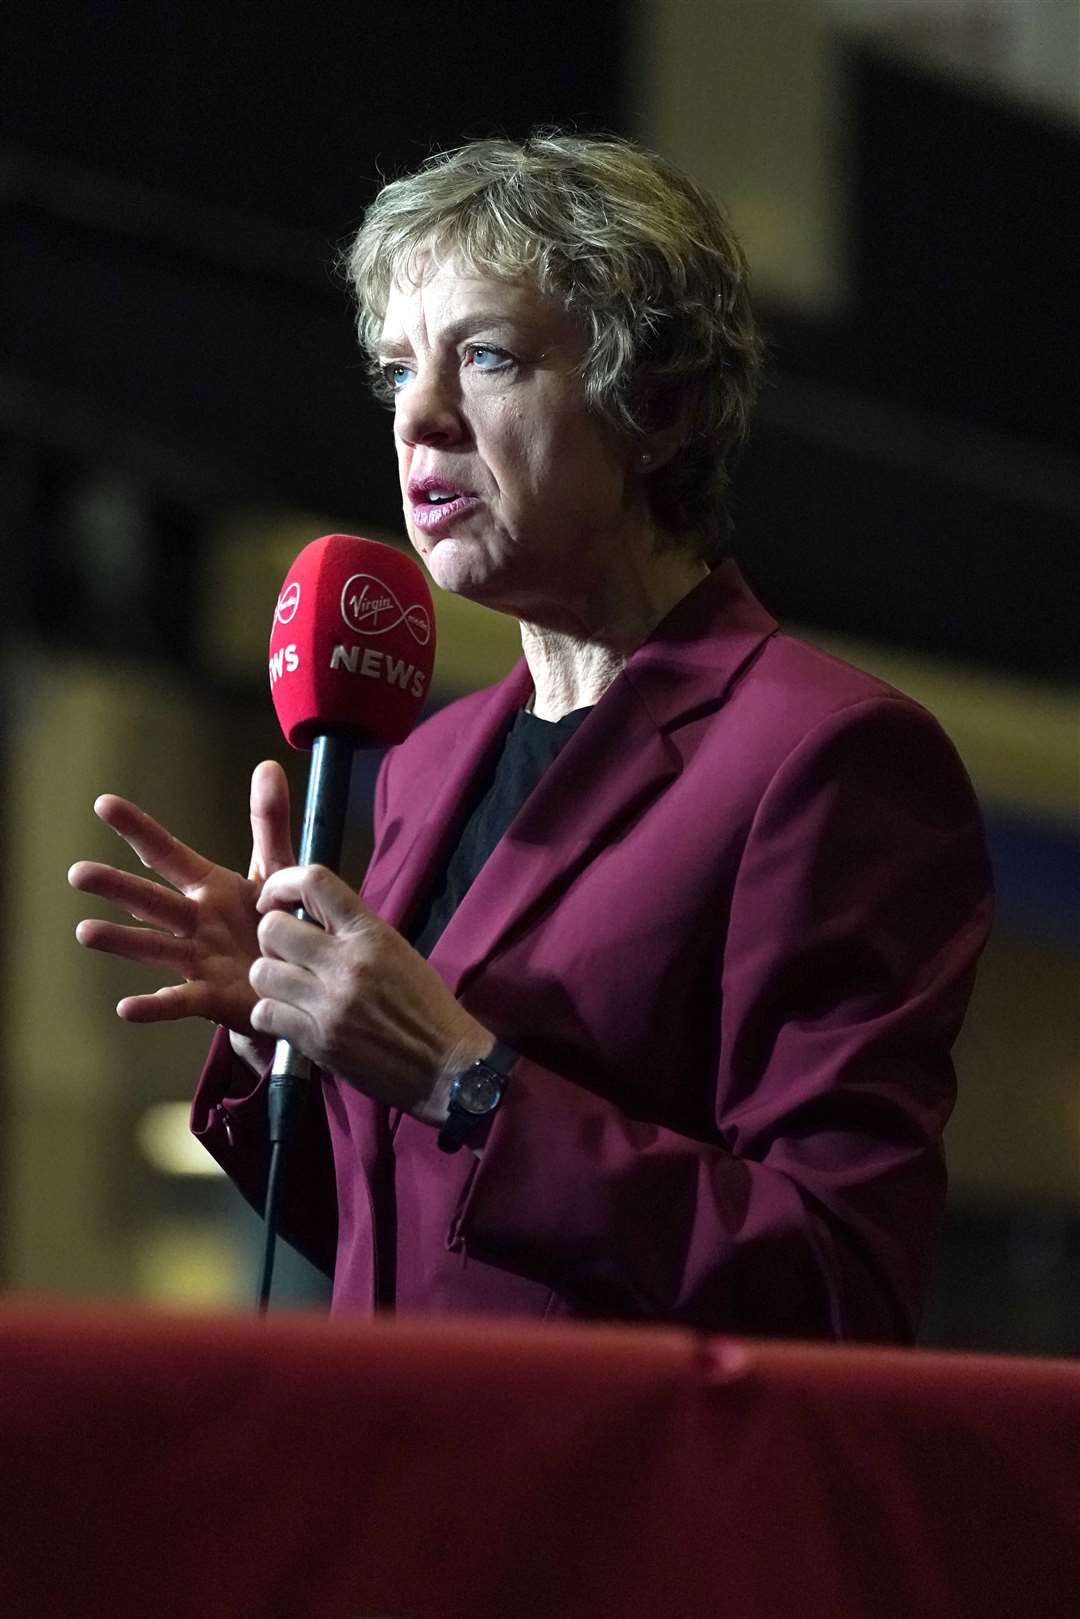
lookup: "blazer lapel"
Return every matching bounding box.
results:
[429,561,778,998]
[429,680,679,997]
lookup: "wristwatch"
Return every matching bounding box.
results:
[437,1041,518,1154]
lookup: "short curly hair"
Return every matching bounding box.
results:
[342,133,763,560]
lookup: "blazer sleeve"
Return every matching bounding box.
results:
[190,1028,339,1278]
[444,697,994,1342]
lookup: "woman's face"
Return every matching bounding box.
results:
[379,257,644,624]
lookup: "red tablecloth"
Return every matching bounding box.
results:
[1,1303,1076,1617]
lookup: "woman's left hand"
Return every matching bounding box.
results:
[251,866,494,1128]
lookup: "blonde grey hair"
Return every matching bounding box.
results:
[342,133,763,559]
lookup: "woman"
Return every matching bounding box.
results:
[70,135,992,1338]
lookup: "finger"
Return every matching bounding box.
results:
[68,861,197,934]
[117,983,206,1024]
[257,908,334,969]
[248,761,295,883]
[75,918,191,972]
[94,795,214,892]
[249,954,320,1011]
[250,995,317,1051]
[258,865,366,932]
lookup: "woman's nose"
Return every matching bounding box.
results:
[394,366,467,448]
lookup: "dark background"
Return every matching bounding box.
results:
[3,3,1077,1347]
[6,5,1076,678]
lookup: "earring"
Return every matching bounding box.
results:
[640,451,652,466]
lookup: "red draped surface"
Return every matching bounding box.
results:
[1,1304,1076,1618]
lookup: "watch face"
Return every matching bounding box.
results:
[456,1070,500,1115]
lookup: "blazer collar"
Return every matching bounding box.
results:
[369,561,776,995]
[617,558,777,730]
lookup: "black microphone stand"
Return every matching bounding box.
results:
[257,733,355,1312]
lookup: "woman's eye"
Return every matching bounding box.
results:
[381,362,415,390]
[466,345,512,373]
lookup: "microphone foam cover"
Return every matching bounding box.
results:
[269,534,436,749]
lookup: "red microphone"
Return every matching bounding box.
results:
[262,536,436,1183]
[269,532,436,749]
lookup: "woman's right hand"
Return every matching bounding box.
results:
[68,761,294,1067]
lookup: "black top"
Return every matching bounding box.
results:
[410,704,591,959]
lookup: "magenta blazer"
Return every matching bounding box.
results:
[193,562,992,1340]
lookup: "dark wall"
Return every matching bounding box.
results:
[4,14,1077,681]
[851,51,1078,457]
[736,49,1079,683]
[3,0,631,659]
[4,4,628,226]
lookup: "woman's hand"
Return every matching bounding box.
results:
[69,762,295,1063]
[251,864,493,1127]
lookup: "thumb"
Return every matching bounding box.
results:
[248,760,295,883]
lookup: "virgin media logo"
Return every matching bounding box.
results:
[274,580,301,625]
[341,573,431,645]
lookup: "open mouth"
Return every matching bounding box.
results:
[409,486,481,531]
[419,488,464,505]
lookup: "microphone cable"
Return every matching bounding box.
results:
[256,733,355,1312]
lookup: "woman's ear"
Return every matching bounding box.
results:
[631,386,690,475]
[634,427,683,475]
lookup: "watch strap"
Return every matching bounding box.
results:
[437,1041,518,1154]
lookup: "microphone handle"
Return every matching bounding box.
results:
[296,731,356,870]
[268,732,356,1143]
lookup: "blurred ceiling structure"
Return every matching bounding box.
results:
[827,0,1079,123]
